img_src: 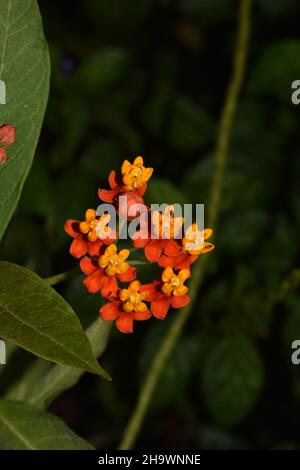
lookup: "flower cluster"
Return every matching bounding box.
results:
[65,156,214,333]
[0,124,16,164]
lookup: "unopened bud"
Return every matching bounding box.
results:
[0,124,15,146]
[0,148,9,164]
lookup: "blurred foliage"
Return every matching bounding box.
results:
[1,0,300,450]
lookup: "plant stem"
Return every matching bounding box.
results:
[118,0,252,450]
[44,267,81,286]
[44,259,149,286]
[129,260,149,266]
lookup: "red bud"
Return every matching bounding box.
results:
[0,148,9,164]
[0,124,15,147]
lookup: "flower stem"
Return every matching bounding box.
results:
[44,267,81,286]
[129,260,150,266]
[118,0,252,450]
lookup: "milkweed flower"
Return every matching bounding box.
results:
[100,280,152,333]
[64,156,215,333]
[98,156,152,219]
[64,210,115,258]
[98,156,153,200]
[121,156,153,190]
[134,205,186,267]
[142,267,191,320]
[80,244,136,299]
[175,225,215,269]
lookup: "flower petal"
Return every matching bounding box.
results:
[79,256,97,275]
[70,236,88,258]
[151,295,171,320]
[64,220,80,238]
[140,281,160,301]
[116,314,134,333]
[98,188,119,203]
[118,266,136,282]
[133,237,149,248]
[162,266,173,282]
[83,270,104,293]
[99,301,122,321]
[134,309,152,321]
[171,294,190,309]
[144,239,163,263]
[101,276,118,299]
[108,170,119,189]
[137,183,147,196]
[164,239,182,257]
[174,255,196,270]
[88,239,103,257]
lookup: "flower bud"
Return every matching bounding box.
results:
[116,191,148,220]
[0,148,9,164]
[0,124,15,146]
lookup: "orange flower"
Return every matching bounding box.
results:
[133,205,186,268]
[121,156,153,191]
[174,224,215,269]
[142,268,191,320]
[64,210,114,259]
[98,156,153,205]
[65,155,216,334]
[80,244,136,299]
[99,280,152,333]
[182,225,214,255]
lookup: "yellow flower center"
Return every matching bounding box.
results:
[119,280,148,313]
[182,224,214,255]
[161,267,190,296]
[98,244,130,276]
[79,209,100,242]
[121,156,153,190]
[152,205,184,239]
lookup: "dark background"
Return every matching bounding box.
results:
[1,0,300,449]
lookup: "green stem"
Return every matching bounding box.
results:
[129,260,149,266]
[118,0,252,450]
[44,259,148,286]
[44,267,81,286]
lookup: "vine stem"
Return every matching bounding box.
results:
[44,260,148,285]
[118,0,252,450]
[44,267,81,286]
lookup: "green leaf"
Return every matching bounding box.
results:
[202,335,264,427]
[29,319,111,408]
[0,0,50,241]
[0,400,93,450]
[0,262,110,378]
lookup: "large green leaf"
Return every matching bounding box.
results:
[0,262,110,378]
[29,319,111,408]
[0,0,50,241]
[202,335,264,427]
[0,400,93,450]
